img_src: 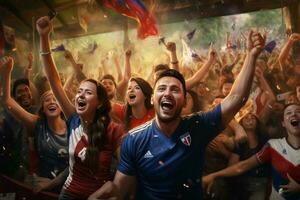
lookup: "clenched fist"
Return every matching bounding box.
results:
[36,16,52,36]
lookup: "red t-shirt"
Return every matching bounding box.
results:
[64,114,124,199]
[111,102,155,131]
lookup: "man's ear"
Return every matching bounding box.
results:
[183,95,187,107]
[151,96,154,105]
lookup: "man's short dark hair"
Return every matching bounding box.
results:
[154,64,170,73]
[12,78,30,97]
[282,102,300,121]
[101,74,117,87]
[154,69,186,96]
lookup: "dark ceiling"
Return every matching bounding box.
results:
[0,0,296,40]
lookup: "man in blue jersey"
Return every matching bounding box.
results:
[88,30,266,200]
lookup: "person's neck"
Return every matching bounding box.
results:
[47,116,66,135]
[246,130,258,148]
[80,114,94,132]
[109,95,116,102]
[287,133,300,149]
[155,116,181,137]
[132,103,148,119]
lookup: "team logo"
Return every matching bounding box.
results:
[180,132,191,146]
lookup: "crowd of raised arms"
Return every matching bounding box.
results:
[0,16,299,200]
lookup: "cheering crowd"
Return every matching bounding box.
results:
[0,15,299,200]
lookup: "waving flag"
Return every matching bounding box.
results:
[181,39,198,68]
[265,40,276,53]
[51,44,65,52]
[186,29,196,41]
[103,0,159,39]
[89,41,98,54]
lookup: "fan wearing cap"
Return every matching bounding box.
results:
[0,56,68,193]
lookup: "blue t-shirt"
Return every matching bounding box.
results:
[118,105,223,200]
[35,119,69,179]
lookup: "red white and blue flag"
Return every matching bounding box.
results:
[51,44,65,52]
[103,0,159,39]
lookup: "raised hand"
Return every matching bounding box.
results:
[208,43,217,61]
[125,49,132,58]
[0,56,14,75]
[166,42,176,53]
[27,52,33,69]
[289,33,300,43]
[247,30,266,58]
[36,16,52,36]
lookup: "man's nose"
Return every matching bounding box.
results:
[163,88,171,97]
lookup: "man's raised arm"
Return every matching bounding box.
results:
[220,30,266,126]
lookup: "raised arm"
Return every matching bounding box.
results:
[36,16,75,119]
[220,30,266,126]
[166,42,179,71]
[278,33,300,71]
[228,119,248,146]
[113,53,123,82]
[185,46,216,90]
[255,67,276,105]
[64,49,86,82]
[0,56,38,131]
[99,55,109,78]
[24,52,33,80]
[117,49,132,100]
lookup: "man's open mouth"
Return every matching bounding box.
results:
[161,101,174,111]
[291,119,299,127]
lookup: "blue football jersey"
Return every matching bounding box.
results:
[118,105,223,200]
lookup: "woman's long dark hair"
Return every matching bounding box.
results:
[125,77,153,131]
[83,79,111,171]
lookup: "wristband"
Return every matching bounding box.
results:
[171,61,178,64]
[40,51,51,56]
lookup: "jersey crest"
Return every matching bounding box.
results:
[180,132,191,146]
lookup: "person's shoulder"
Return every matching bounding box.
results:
[67,113,81,129]
[127,120,153,137]
[267,137,285,146]
[107,121,125,136]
